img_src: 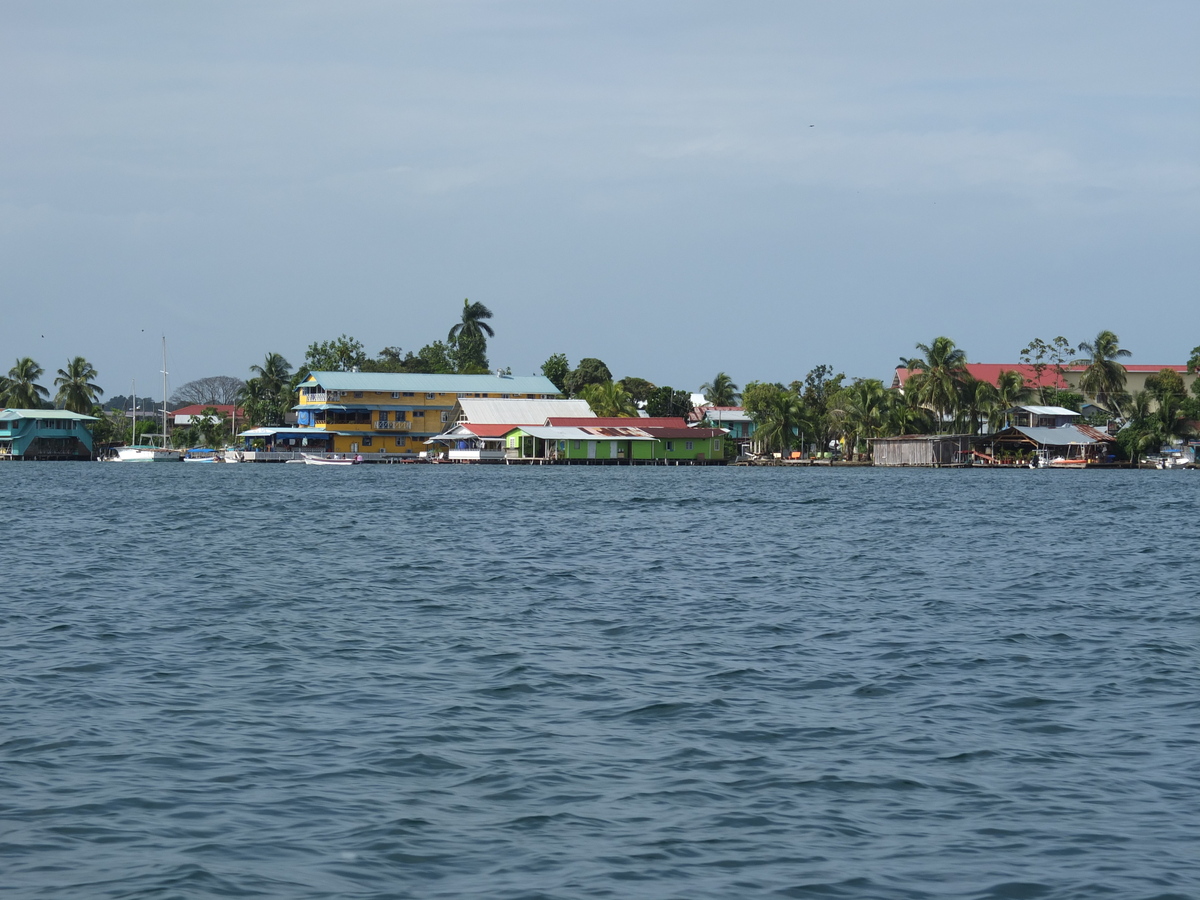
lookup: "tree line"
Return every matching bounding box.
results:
[6,311,1199,462]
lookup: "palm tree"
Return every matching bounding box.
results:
[753,387,806,456]
[244,353,293,425]
[905,337,968,432]
[447,298,495,373]
[833,379,887,456]
[700,372,740,407]
[579,381,638,417]
[54,357,104,413]
[6,357,50,408]
[992,370,1031,427]
[1074,330,1130,416]
[956,376,997,435]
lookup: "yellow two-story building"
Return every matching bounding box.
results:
[294,371,562,456]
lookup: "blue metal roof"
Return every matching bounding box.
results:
[302,372,560,395]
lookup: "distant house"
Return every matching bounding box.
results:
[1002,405,1081,429]
[699,407,755,449]
[0,409,98,460]
[985,423,1115,466]
[173,404,243,426]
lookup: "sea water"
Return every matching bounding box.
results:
[2,464,1197,899]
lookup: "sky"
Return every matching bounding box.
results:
[2,1,1197,399]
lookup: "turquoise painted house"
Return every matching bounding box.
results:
[0,409,98,460]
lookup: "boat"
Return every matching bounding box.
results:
[109,340,183,462]
[183,448,219,463]
[303,453,362,466]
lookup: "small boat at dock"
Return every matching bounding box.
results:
[302,453,362,466]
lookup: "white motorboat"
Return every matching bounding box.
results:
[113,445,183,462]
[303,453,361,466]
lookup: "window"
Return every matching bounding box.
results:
[501,394,510,399]
[378,411,389,423]
[395,437,405,446]
[666,441,674,451]
[363,436,373,447]
[558,441,566,450]
[413,411,424,418]
[572,440,580,449]
[441,412,448,423]
[686,441,693,450]
[354,391,363,398]
[391,392,401,399]
[427,393,436,399]
[403,392,414,397]
[396,411,406,421]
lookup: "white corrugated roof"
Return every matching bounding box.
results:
[1007,405,1080,416]
[457,398,594,424]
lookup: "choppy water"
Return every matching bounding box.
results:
[2,464,1198,899]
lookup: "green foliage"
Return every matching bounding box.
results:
[645,386,693,421]
[305,335,368,372]
[1074,330,1131,416]
[1019,336,1073,405]
[745,383,805,454]
[541,354,570,393]
[450,332,490,373]
[1146,367,1186,402]
[414,341,456,374]
[564,358,612,396]
[54,357,104,414]
[700,372,740,407]
[905,337,969,432]
[579,381,638,417]
[447,299,495,373]
[240,352,294,426]
[4,357,50,408]
[617,376,656,404]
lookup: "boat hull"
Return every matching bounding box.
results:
[111,446,182,462]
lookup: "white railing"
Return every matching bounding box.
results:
[376,420,412,430]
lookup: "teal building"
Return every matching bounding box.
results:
[0,409,98,460]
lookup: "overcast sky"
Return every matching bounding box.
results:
[2,2,1197,398]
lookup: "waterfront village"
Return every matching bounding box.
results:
[2,308,1199,469]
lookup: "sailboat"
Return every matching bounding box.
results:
[111,338,183,462]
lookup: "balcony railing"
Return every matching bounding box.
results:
[376,420,412,431]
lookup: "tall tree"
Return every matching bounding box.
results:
[305,335,368,372]
[1074,330,1131,416]
[564,358,613,397]
[241,352,293,426]
[645,386,694,421]
[832,379,888,456]
[1019,336,1073,405]
[745,383,805,455]
[447,299,495,372]
[54,357,104,414]
[5,357,50,408]
[700,372,740,407]
[617,376,656,404]
[541,353,570,393]
[170,375,245,406]
[988,369,1032,430]
[905,337,969,432]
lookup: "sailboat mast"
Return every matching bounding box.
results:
[131,379,136,445]
[160,337,168,450]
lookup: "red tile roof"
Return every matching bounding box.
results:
[895,363,1190,389]
[461,424,516,438]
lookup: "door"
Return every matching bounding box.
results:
[587,441,596,459]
